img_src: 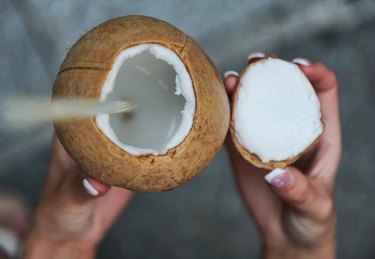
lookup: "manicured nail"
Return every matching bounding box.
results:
[292,58,311,66]
[83,178,99,196]
[265,168,293,189]
[224,70,239,78]
[0,228,18,257]
[247,52,266,61]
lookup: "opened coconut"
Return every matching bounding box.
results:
[53,16,230,192]
[230,57,324,169]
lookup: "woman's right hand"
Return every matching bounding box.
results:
[224,55,341,259]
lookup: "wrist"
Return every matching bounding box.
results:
[262,238,336,259]
[23,226,97,259]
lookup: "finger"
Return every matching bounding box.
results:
[247,52,266,61]
[58,169,110,204]
[54,174,110,211]
[51,135,111,197]
[223,71,239,95]
[265,52,278,58]
[293,59,338,94]
[97,187,133,231]
[44,136,78,190]
[64,174,107,201]
[247,52,278,62]
[299,60,340,140]
[82,176,110,197]
[234,165,283,227]
[292,59,341,185]
[264,167,333,222]
[52,135,76,169]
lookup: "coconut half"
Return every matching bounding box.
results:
[52,16,230,192]
[96,44,195,155]
[231,57,324,169]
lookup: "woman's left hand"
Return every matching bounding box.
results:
[23,137,133,259]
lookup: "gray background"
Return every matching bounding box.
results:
[1,0,375,258]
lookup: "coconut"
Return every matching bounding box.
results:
[230,57,324,170]
[53,16,230,192]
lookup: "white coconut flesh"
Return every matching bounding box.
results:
[233,58,323,163]
[96,44,195,155]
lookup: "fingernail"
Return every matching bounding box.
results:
[0,228,18,257]
[292,58,311,66]
[224,70,239,78]
[83,178,99,196]
[247,52,266,61]
[265,168,293,189]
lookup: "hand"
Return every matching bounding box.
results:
[224,55,341,259]
[23,137,133,259]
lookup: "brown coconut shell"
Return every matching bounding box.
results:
[53,15,230,192]
[229,57,324,170]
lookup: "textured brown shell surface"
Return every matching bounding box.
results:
[230,57,324,170]
[60,15,188,71]
[53,15,230,192]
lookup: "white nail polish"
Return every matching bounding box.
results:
[83,178,99,196]
[247,52,266,61]
[0,229,18,257]
[224,70,239,78]
[265,168,286,183]
[292,58,311,66]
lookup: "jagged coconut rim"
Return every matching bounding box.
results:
[96,44,196,155]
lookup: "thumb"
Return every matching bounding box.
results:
[51,136,110,200]
[81,176,110,197]
[60,171,111,206]
[264,167,331,221]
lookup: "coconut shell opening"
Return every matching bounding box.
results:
[96,44,195,155]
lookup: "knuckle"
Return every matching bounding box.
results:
[326,71,338,89]
[288,181,311,205]
[314,198,334,222]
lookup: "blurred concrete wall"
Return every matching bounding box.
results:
[1,0,375,258]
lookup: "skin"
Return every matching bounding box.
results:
[225,55,341,258]
[21,55,340,259]
[23,138,133,258]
